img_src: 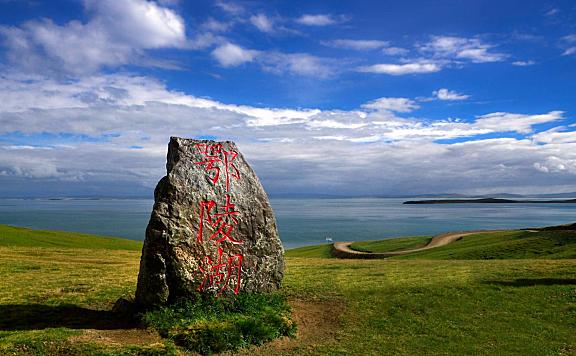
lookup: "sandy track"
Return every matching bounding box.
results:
[332,230,499,259]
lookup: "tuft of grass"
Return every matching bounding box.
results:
[141,293,296,354]
[350,236,430,253]
[0,224,142,250]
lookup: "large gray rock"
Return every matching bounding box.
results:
[135,137,284,307]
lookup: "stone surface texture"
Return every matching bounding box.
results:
[135,137,284,307]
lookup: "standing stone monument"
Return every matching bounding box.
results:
[135,137,284,307]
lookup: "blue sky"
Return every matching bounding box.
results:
[0,0,575,197]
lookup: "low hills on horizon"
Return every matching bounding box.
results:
[404,197,576,205]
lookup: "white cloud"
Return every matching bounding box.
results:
[313,135,346,141]
[84,0,185,48]
[560,35,576,56]
[433,88,470,101]
[474,111,564,134]
[357,62,441,75]
[184,32,225,50]
[361,97,419,112]
[215,1,244,15]
[1,72,575,196]
[250,13,274,33]
[512,60,536,66]
[324,39,388,50]
[201,18,231,32]
[532,127,576,144]
[0,0,186,75]
[296,14,343,26]
[211,42,258,67]
[2,145,53,151]
[457,48,505,62]
[258,52,334,77]
[382,47,409,56]
[534,156,576,174]
[419,36,507,63]
[307,119,366,129]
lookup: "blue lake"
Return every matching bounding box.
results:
[0,198,575,249]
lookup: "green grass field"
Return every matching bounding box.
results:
[1,224,576,354]
[0,225,142,250]
[349,235,430,253]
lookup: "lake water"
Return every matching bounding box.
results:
[0,198,575,249]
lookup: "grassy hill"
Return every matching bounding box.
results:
[0,224,142,250]
[392,230,576,260]
[1,224,575,354]
[288,229,576,260]
[349,235,430,253]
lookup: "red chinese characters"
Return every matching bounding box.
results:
[194,143,240,192]
[194,143,244,296]
[198,247,243,296]
[197,194,243,245]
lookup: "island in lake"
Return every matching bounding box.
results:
[403,198,576,204]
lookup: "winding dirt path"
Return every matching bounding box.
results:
[332,230,500,259]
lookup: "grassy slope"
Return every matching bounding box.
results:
[284,243,333,258]
[0,225,148,354]
[288,230,576,260]
[285,257,576,355]
[0,224,142,250]
[349,235,430,253]
[1,226,576,354]
[392,230,576,260]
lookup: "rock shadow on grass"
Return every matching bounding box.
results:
[0,304,138,331]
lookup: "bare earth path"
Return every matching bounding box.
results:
[332,230,501,259]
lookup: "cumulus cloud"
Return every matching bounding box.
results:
[1,72,574,196]
[361,97,419,112]
[211,42,258,67]
[419,36,507,63]
[433,88,470,101]
[358,36,507,76]
[534,156,576,174]
[84,0,185,48]
[0,0,187,75]
[209,45,335,77]
[357,62,441,75]
[474,111,564,134]
[532,127,576,144]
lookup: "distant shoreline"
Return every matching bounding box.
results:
[404,198,576,204]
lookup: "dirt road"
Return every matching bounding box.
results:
[332,230,498,259]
